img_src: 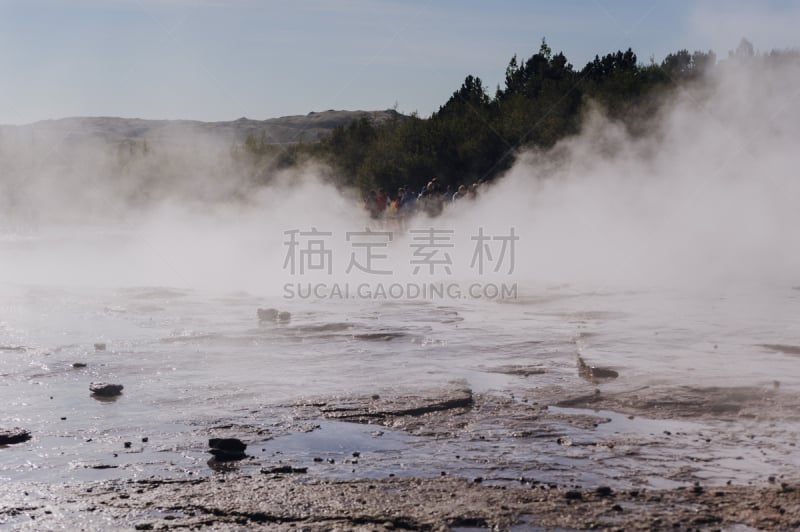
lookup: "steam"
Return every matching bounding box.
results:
[2,50,800,294]
[450,53,800,289]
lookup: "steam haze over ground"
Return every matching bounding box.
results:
[2,53,799,292]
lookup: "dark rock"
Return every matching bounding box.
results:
[90,383,124,396]
[209,438,247,453]
[208,449,247,462]
[72,362,87,368]
[0,428,32,445]
[565,490,583,500]
[124,442,132,449]
[261,466,307,474]
[595,486,613,497]
[208,438,247,461]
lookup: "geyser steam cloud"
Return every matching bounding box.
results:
[453,51,800,289]
[1,50,799,293]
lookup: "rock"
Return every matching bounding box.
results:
[94,343,107,351]
[90,383,124,396]
[261,466,308,474]
[208,438,247,461]
[72,362,87,368]
[257,308,279,321]
[320,384,473,423]
[209,449,247,461]
[485,365,547,377]
[577,356,619,382]
[596,486,614,497]
[0,428,32,445]
[209,438,247,453]
[257,308,291,323]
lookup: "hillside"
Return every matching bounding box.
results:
[0,109,403,146]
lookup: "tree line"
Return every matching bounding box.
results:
[240,38,795,195]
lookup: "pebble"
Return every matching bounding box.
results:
[90,383,124,397]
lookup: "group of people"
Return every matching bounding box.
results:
[364,178,483,219]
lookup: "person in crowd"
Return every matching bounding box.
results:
[401,187,417,214]
[365,189,379,218]
[418,180,443,217]
[375,188,388,216]
[452,184,467,202]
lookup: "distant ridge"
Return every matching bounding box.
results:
[0,109,404,145]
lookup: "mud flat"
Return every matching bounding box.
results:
[1,475,798,530]
[2,382,800,530]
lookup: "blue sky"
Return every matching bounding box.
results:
[0,0,798,124]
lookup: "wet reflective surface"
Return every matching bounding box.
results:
[1,275,799,488]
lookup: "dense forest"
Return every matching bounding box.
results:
[239,38,791,196]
